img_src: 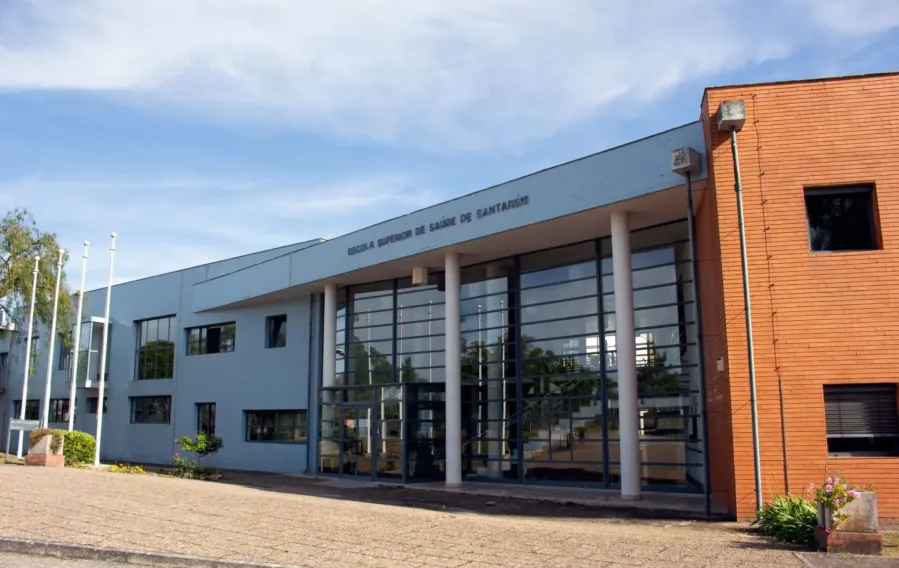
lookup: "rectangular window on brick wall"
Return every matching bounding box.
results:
[824,384,899,457]
[804,185,878,252]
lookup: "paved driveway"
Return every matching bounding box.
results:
[0,553,132,567]
[0,466,805,567]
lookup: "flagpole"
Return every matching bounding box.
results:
[40,249,65,428]
[16,256,41,459]
[67,241,89,432]
[94,233,115,467]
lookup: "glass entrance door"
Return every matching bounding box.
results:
[340,406,374,478]
[406,384,447,481]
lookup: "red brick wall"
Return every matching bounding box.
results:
[699,73,899,520]
[695,96,736,515]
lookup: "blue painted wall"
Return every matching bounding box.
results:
[0,240,320,472]
[194,122,706,311]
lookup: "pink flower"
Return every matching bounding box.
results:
[825,484,833,492]
[827,477,833,485]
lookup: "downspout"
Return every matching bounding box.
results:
[717,100,763,512]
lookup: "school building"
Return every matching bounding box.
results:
[2,71,898,521]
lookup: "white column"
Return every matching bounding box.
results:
[321,284,337,447]
[444,252,462,487]
[611,210,641,501]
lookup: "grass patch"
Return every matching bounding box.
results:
[883,532,899,557]
[0,452,24,465]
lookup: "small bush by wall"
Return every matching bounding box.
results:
[753,495,818,548]
[63,431,96,465]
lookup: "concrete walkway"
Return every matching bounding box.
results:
[0,466,818,567]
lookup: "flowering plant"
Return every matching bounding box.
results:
[810,474,861,528]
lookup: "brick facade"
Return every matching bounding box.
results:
[698,73,899,520]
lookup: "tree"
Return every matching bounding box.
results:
[0,209,74,356]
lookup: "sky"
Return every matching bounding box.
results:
[1,0,898,291]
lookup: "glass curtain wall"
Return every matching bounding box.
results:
[318,220,704,491]
[603,221,702,490]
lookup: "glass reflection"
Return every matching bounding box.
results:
[320,221,704,490]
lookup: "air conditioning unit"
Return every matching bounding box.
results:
[412,266,429,286]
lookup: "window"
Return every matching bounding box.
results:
[824,384,899,456]
[88,397,108,414]
[49,399,70,423]
[805,185,877,252]
[58,335,72,371]
[131,396,171,424]
[266,315,287,348]
[13,399,40,420]
[136,316,176,379]
[187,322,236,355]
[0,351,8,375]
[197,403,216,435]
[246,410,307,443]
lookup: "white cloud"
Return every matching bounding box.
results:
[1,0,897,149]
[0,172,438,289]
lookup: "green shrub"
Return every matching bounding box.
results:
[29,428,64,453]
[175,433,224,463]
[63,431,96,465]
[752,495,818,548]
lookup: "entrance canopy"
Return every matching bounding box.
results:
[192,122,706,312]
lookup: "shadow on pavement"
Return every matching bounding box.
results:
[209,468,728,525]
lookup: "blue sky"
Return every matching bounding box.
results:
[1,0,898,290]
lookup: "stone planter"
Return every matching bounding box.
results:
[815,492,882,555]
[26,434,65,467]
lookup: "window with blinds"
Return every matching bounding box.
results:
[824,384,899,456]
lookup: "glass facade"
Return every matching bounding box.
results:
[317,220,704,492]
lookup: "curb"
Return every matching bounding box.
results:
[0,537,305,568]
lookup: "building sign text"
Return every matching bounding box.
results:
[347,195,530,256]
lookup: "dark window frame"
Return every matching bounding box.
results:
[88,396,108,414]
[266,315,287,349]
[130,396,172,424]
[49,398,70,423]
[197,402,216,435]
[824,383,899,457]
[13,399,40,421]
[135,315,177,380]
[58,334,72,371]
[186,322,236,356]
[804,184,879,253]
[245,409,307,444]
